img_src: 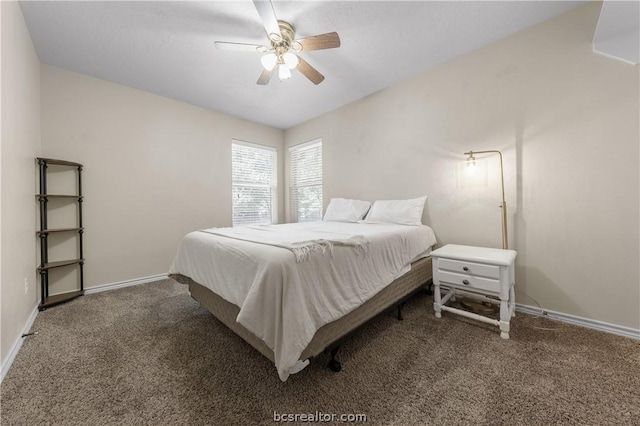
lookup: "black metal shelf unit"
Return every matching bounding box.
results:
[36,157,84,310]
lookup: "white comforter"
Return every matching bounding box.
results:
[169,221,436,381]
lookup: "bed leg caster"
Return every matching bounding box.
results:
[328,358,342,372]
[424,279,434,296]
[327,346,342,372]
[397,302,406,321]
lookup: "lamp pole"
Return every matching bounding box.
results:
[464,150,508,250]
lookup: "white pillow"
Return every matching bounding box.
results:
[323,198,372,223]
[364,196,427,226]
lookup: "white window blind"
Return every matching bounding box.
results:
[289,139,322,222]
[232,140,277,226]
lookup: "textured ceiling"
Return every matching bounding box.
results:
[20,1,583,129]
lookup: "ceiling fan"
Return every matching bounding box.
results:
[214,0,341,85]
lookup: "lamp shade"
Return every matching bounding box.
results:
[282,52,299,69]
[260,53,278,71]
[465,157,476,175]
[279,64,292,80]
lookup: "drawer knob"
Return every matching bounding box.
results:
[463,266,469,271]
[462,279,470,285]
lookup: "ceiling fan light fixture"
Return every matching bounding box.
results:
[278,64,292,81]
[215,1,340,85]
[283,52,299,69]
[260,53,278,71]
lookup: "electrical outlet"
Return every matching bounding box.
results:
[24,278,29,294]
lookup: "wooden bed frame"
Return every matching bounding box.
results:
[170,256,432,373]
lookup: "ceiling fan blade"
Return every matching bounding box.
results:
[214,41,269,52]
[295,56,325,85]
[257,68,274,85]
[295,32,341,52]
[253,0,281,41]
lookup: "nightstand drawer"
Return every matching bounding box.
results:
[438,270,500,293]
[438,258,500,279]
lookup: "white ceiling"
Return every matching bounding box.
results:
[593,0,640,65]
[20,1,583,129]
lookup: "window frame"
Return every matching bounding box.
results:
[231,139,278,226]
[289,138,323,223]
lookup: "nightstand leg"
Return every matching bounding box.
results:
[434,281,442,318]
[509,284,515,318]
[499,298,510,339]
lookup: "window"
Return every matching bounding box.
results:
[289,139,322,222]
[232,140,277,226]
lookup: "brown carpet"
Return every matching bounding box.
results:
[1,279,638,425]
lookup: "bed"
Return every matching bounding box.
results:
[169,220,437,381]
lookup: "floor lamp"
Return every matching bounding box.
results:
[464,150,508,250]
[460,150,508,314]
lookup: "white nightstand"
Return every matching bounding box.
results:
[431,244,517,339]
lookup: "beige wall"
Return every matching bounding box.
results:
[1,2,41,365]
[41,65,284,289]
[285,3,640,329]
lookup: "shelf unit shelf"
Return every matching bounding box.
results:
[36,227,84,236]
[38,258,84,271]
[36,157,82,167]
[41,290,84,309]
[36,194,84,199]
[36,157,84,311]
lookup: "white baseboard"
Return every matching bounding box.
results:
[1,305,38,382]
[516,303,640,340]
[84,273,169,295]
